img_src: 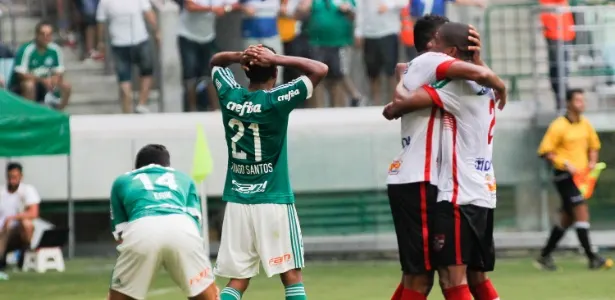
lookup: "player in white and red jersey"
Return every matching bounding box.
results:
[384,22,506,300]
[385,16,497,300]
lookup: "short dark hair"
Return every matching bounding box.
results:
[566,88,584,102]
[437,22,474,61]
[6,162,22,173]
[135,144,171,169]
[414,14,449,53]
[244,45,277,84]
[35,20,54,35]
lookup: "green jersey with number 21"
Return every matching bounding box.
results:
[109,165,202,240]
[212,66,314,204]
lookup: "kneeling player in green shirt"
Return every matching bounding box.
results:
[210,46,328,300]
[108,144,218,300]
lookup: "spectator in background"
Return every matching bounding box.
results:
[355,0,406,105]
[240,0,284,83]
[0,43,14,89]
[97,0,159,114]
[400,6,417,61]
[178,0,236,112]
[0,163,41,280]
[74,0,103,61]
[409,0,484,20]
[539,0,576,110]
[299,0,360,107]
[8,21,71,110]
[279,0,310,85]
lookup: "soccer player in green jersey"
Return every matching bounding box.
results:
[108,144,219,300]
[210,45,327,300]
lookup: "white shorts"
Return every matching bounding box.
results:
[214,203,304,278]
[110,214,214,300]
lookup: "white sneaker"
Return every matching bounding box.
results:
[135,105,150,114]
[0,271,9,280]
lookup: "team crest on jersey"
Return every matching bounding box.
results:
[433,234,445,251]
[388,160,402,175]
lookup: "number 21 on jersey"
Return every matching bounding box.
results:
[228,118,262,162]
[134,172,177,190]
[488,98,496,144]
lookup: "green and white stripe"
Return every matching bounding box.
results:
[221,287,242,300]
[285,283,306,297]
[286,204,304,269]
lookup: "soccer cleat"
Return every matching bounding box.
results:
[589,256,613,270]
[0,271,9,280]
[534,255,558,271]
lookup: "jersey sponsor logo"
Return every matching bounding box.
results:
[474,158,492,172]
[485,174,497,193]
[231,180,268,194]
[277,89,300,102]
[401,136,411,148]
[388,159,402,175]
[188,267,211,286]
[268,253,292,266]
[231,162,273,175]
[44,57,54,66]
[226,101,262,116]
[433,234,445,252]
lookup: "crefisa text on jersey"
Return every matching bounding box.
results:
[231,162,274,175]
[226,101,262,116]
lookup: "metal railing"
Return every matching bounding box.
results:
[483,2,615,110]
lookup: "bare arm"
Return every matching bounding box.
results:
[210,51,243,68]
[384,87,434,119]
[144,10,159,32]
[272,55,328,87]
[185,0,212,12]
[589,150,599,169]
[12,204,39,221]
[444,61,505,92]
[295,0,313,20]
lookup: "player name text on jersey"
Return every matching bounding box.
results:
[231,162,274,175]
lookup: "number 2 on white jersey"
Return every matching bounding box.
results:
[488,98,496,144]
[134,172,178,191]
[228,118,262,162]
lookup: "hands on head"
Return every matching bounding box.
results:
[241,44,277,71]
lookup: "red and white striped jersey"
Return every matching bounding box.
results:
[386,52,456,185]
[423,78,498,208]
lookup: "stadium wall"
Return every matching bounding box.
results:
[5,105,615,254]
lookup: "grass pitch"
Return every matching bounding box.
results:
[1,254,614,300]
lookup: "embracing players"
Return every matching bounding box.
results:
[108,144,218,300]
[385,21,506,300]
[209,46,327,300]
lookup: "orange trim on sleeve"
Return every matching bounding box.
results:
[422,85,443,108]
[436,60,457,81]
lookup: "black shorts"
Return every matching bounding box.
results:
[10,80,48,102]
[309,46,349,79]
[363,34,399,79]
[388,182,438,274]
[178,36,217,81]
[282,34,310,84]
[553,169,585,215]
[432,202,495,272]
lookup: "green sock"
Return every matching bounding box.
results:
[220,287,242,300]
[285,283,307,300]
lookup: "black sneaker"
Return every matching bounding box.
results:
[534,255,558,271]
[589,255,613,270]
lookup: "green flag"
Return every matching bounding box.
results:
[191,124,214,183]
